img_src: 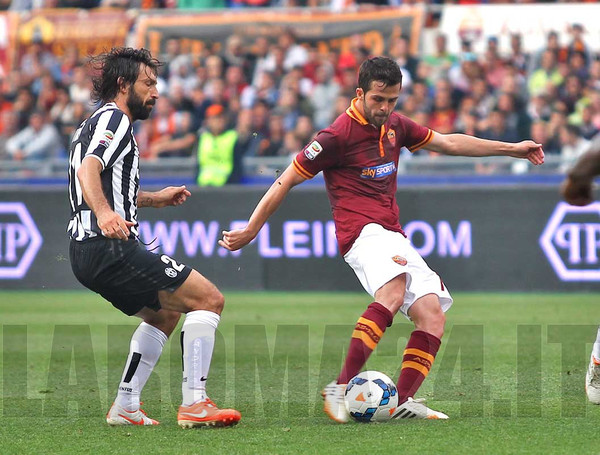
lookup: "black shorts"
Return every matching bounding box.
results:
[69,238,192,316]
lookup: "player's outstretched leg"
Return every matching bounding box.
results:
[323,302,394,423]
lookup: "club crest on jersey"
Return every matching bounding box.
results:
[387,129,396,147]
[304,140,323,160]
[392,255,407,266]
[360,161,396,179]
[98,131,114,148]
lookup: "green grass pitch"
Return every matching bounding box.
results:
[1,290,599,454]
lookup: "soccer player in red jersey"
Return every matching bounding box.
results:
[219,56,545,422]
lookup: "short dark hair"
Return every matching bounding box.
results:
[357,56,403,94]
[90,47,161,104]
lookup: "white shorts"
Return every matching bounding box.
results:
[343,223,453,319]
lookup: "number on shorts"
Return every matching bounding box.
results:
[160,254,185,272]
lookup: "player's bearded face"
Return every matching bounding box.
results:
[359,82,401,128]
[127,66,157,121]
[127,85,154,121]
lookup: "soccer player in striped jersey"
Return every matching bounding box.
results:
[220,56,544,422]
[560,132,600,405]
[68,47,240,428]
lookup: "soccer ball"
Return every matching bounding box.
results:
[344,371,398,423]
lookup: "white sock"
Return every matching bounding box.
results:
[181,310,220,406]
[115,322,168,410]
[592,326,600,362]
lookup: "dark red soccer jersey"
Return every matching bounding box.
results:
[293,98,433,256]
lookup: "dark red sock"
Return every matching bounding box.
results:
[396,330,441,403]
[336,302,394,384]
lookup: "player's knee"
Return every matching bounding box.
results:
[424,309,445,339]
[431,310,446,339]
[144,310,181,336]
[164,311,182,333]
[414,306,445,339]
[203,288,224,314]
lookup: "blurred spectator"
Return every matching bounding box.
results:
[13,88,35,130]
[234,108,260,157]
[483,40,508,91]
[309,63,340,130]
[279,29,309,72]
[281,130,302,157]
[0,111,18,159]
[69,66,92,106]
[531,31,568,71]
[240,70,278,109]
[250,36,272,86]
[223,65,248,102]
[423,33,456,85]
[5,110,62,160]
[448,52,482,97]
[528,50,563,97]
[496,92,530,140]
[388,36,418,87]
[428,88,456,134]
[19,40,61,87]
[479,108,518,143]
[578,104,600,140]
[559,123,590,172]
[196,104,242,186]
[257,110,285,156]
[507,33,530,76]
[294,114,314,146]
[141,97,178,158]
[566,23,591,65]
[148,111,197,159]
[530,120,559,155]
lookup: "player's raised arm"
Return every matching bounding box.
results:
[426,132,545,165]
[560,135,600,206]
[219,164,306,251]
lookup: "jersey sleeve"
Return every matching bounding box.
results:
[292,130,340,179]
[84,110,130,169]
[399,114,434,153]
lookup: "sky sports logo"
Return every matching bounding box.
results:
[360,162,396,179]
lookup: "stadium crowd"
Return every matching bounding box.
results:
[0,12,599,182]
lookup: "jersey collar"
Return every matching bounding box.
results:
[345,97,369,126]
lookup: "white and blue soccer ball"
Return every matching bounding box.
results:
[344,371,399,423]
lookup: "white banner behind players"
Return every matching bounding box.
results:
[439,3,600,55]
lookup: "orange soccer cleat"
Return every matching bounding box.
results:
[177,398,241,428]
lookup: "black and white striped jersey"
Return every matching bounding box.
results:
[67,102,140,241]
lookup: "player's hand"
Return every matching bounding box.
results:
[511,140,545,165]
[560,177,593,206]
[218,228,255,251]
[155,186,191,208]
[98,211,135,240]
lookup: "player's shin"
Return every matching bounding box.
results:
[181,310,220,406]
[115,322,168,410]
[396,330,441,403]
[337,302,394,384]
